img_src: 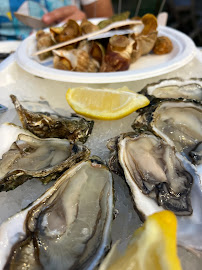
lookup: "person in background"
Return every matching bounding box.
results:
[0,0,113,40]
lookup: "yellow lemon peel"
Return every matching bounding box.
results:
[106,211,182,270]
[66,86,150,120]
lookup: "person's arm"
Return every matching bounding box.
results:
[42,0,113,25]
[82,0,113,18]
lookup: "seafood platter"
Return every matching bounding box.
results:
[0,13,202,270]
[16,13,196,83]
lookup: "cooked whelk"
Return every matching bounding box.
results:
[10,95,94,143]
[133,99,202,157]
[140,78,202,101]
[108,132,193,217]
[0,158,113,270]
[0,123,90,192]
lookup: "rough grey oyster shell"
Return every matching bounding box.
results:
[0,158,113,270]
[132,99,202,158]
[139,78,202,101]
[108,132,193,217]
[10,95,94,143]
[0,123,90,192]
[189,142,202,166]
[107,131,202,251]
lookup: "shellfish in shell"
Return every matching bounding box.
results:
[107,131,202,251]
[108,132,193,217]
[139,78,202,101]
[10,95,94,143]
[132,99,202,158]
[0,158,113,270]
[0,123,90,192]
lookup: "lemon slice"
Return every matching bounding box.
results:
[100,210,182,270]
[66,86,150,120]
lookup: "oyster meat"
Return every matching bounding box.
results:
[108,132,193,217]
[10,95,94,143]
[133,99,202,157]
[0,123,90,191]
[140,78,202,101]
[107,132,202,250]
[0,158,113,270]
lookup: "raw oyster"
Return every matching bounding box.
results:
[0,123,90,191]
[10,95,94,143]
[108,132,193,217]
[0,158,113,270]
[107,132,202,250]
[132,99,202,157]
[139,78,202,101]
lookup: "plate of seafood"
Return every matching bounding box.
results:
[16,14,196,83]
[0,74,202,269]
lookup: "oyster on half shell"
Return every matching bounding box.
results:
[139,78,202,101]
[10,95,94,143]
[107,132,202,251]
[132,99,202,158]
[108,132,193,217]
[0,123,90,192]
[0,158,113,270]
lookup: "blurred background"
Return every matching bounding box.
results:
[112,0,202,47]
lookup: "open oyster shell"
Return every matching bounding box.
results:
[10,95,94,143]
[108,132,193,217]
[0,158,113,269]
[0,123,90,192]
[132,99,202,158]
[139,78,202,101]
[107,132,202,251]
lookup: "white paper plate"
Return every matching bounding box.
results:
[16,22,196,84]
[0,41,21,54]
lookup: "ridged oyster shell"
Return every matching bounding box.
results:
[10,95,94,143]
[108,132,193,217]
[107,131,202,251]
[139,78,202,101]
[0,123,90,192]
[0,158,113,270]
[132,99,202,158]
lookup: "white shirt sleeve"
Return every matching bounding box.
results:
[80,0,97,6]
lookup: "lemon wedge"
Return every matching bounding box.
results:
[66,86,150,120]
[100,210,182,270]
